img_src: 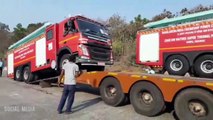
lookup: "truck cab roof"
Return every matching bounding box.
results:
[60,15,105,27]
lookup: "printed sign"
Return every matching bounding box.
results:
[160,22,213,48]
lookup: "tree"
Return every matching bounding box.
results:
[106,14,149,64]
[26,22,44,34]
[180,8,189,16]
[11,22,44,43]
[11,23,27,42]
[0,22,10,31]
[152,9,175,21]
[0,22,11,57]
[107,14,128,60]
[180,4,213,16]
[191,4,209,13]
[130,14,149,39]
[127,15,149,65]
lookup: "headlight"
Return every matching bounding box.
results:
[107,39,112,46]
[79,45,89,56]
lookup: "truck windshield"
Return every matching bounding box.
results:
[77,19,109,39]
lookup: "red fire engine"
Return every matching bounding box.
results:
[7,16,113,83]
[136,10,213,78]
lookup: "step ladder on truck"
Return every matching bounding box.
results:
[69,71,213,120]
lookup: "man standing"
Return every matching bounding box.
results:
[0,58,3,77]
[57,55,80,114]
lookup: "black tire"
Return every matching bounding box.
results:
[14,67,23,81]
[194,55,213,78]
[23,66,34,83]
[165,55,189,76]
[100,77,126,106]
[130,81,165,116]
[59,54,71,71]
[175,88,213,120]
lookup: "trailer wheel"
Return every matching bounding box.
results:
[100,77,126,106]
[175,88,213,120]
[15,67,23,81]
[130,81,165,116]
[165,55,189,76]
[194,55,213,78]
[23,66,34,83]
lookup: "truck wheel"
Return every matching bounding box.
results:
[130,81,165,116]
[23,66,34,83]
[59,54,70,71]
[100,77,126,106]
[15,67,23,81]
[165,55,189,76]
[194,55,213,78]
[175,88,213,120]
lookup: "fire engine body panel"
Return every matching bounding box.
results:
[7,16,113,81]
[75,71,213,119]
[7,24,50,78]
[136,10,213,78]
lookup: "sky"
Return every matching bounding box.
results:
[0,0,213,31]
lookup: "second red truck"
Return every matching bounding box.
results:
[137,10,213,78]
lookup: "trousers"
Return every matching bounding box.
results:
[57,85,76,112]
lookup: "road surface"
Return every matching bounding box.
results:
[0,76,176,120]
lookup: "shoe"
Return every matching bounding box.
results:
[58,111,63,114]
[64,111,72,114]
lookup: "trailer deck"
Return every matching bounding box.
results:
[25,71,213,119]
[75,71,213,119]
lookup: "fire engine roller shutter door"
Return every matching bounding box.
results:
[36,37,46,67]
[8,53,14,74]
[139,33,159,62]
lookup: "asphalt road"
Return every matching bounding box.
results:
[0,76,176,120]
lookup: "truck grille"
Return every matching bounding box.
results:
[87,46,111,61]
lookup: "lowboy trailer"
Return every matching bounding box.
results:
[75,71,213,120]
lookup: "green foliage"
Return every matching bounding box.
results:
[180,4,213,16]
[127,53,137,66]
[129,14,149,39]
[26,23,44,34]
[11,23,44,43]
[107,14,148,62]
[112,40,123,61]
[0,22,11,57]
[0,22,10,31]
[11,23,27,42]
[152,9,175,22]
